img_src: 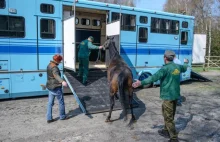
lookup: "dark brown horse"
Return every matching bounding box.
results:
[103,36,136,122]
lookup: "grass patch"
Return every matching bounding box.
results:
[192,66,220,73]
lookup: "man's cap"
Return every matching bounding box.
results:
[164,50,176,61]
[164,50,175,57]
[88,36,94,42]
[53,54,63,63]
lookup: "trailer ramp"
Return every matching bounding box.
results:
[64,69,139,114]
[191,71,212,82]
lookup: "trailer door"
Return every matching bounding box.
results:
[64,16,76,71]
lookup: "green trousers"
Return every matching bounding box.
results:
[162,100,178,139]
[78,57,89,84]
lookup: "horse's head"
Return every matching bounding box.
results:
[102,36,119,59]
[103,36,115,50]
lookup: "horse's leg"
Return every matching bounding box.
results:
[105,93,115,122]
[129,89,136,121]
[114,93,119,100]
[120,92,127,121]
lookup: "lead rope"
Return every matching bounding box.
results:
[95,49,102,64]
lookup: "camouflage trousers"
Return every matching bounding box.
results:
[162,100,178,139]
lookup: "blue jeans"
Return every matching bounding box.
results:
[47,87,66,120]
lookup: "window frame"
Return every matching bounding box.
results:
[181,31,188,45]
[111,12,120,22]
[182,21,188,28]
[92,19,101,27]
[40,18,56,39]
[140,16,148,24]
[151,17,179,35]
[139,27,148,43]
[0,15,25,38]
[121,13,136,31]
[75,17,79,25]
[81,18,90,26]
[0,0,5,9]
[40,3,55,14]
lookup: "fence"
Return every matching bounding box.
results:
[202,56,220,71]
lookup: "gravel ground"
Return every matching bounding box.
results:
[0,71,220,142]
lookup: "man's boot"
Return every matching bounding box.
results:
[158,129,170,138]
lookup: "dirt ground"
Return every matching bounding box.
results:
[0,71,220,142]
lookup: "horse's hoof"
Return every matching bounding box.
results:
[132,115,136,121]
[105,119,111,122]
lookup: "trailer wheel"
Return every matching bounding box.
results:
[139,72,152,88]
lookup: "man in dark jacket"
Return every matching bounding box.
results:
[132,50,189,142]
[46,54,68,123]
[77,36,103,85]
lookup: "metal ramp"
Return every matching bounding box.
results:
[63,69,139,114]
[191,71,212,82]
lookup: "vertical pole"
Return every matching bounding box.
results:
[208,19,211,70]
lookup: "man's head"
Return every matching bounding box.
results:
[53,54,63,64]
[88,36,94,42]
[164,50,175,63]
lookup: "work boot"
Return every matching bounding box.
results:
[168,139,179,142]
[60,116,70,120]
[47,119,54,124]
[158,129,170,138]
[83,80,90,86]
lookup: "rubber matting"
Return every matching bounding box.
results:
[64,69,139,114]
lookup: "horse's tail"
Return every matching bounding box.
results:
[118,72,127,112]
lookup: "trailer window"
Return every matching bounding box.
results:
[92,19,100,26]
[40,19,55,39]
[160,19,171,34]
[151,18,160,33]
[76,18,79,25]
[182,21,188,28]
[0,15,25,38]
[81,18,90,26]
[121,14,136,31]
[170,20,179,34]
[181,31,188,45]
[140,16,148,24]
[139,27,148,43]
[0,0,5,9]
[112,12,120,22]
[40,4,54,14]
[151,17,179,35]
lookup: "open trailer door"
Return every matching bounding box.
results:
[63,15,76,71]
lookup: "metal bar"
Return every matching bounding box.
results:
[63,74,86,114]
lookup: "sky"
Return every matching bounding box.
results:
[136,0,166,11]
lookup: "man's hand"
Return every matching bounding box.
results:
[99,46,103,49]
[184,58,189,64]
[132,80,142,88]
[62,81,68,87]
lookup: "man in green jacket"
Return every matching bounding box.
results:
[77,36,103,85]
[132,50,189,142]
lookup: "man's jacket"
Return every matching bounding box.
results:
[46,61,63,90]
[78,39,99,58]
[141,62,188,100]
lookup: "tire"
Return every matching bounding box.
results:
[139,72,152,88]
